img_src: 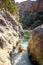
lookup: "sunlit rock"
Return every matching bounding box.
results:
[0,10,23,65]
[0,48,11,65]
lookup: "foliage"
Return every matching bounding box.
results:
[20,11,43,29]
[20,31,30,39]
[0,0,17,13]
[20,11,36,29]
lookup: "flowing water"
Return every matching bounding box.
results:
[11,31,32,65]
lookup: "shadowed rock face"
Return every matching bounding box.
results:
[27,28,43,65]
[0,10,23,65]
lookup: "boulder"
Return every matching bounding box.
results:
[27,28,43,65]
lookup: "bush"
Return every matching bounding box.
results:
[0,0,17,13]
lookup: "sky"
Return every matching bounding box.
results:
[15,0,36,3]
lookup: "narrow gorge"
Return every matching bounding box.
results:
[0,0,43,65]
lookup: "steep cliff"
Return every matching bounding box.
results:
[30,0,43,29]
[17,0,43,29]
[0,10,23,65]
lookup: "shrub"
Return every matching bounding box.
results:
[0,0,17,13]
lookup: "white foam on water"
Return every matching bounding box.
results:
[14,53,23,65]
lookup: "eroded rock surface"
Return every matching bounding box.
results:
[27,28,43,65]
[0,10,23,65]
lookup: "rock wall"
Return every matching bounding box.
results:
[16,1,32,18]
[27,28,43,65]
[0,10,23,65]
[32,0,43,13]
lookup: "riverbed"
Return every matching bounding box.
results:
[11,31,32,65]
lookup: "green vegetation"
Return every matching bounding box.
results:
[0,0,18,14]
[20,31,30,39]
[20,11,36,29]
[20,11,43,29]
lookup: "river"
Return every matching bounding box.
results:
[11,31,32,65]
